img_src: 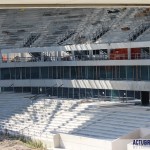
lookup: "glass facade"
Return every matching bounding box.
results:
[1,66,150,81]
[1,86,141,100]
[1,65,149,101]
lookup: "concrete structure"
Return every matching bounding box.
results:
[0,0,149,5]
[0,93,150,150]
[0,8,150,150]
[0,8,149,105]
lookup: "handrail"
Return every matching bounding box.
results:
[1,53,150,63]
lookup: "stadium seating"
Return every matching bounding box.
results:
[0,93,150,143]
[0,8,149,49]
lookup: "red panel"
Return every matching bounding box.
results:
[110,48,128,60]
[110,48,141,60]
[2,55,7,62]
[131,48,141,59]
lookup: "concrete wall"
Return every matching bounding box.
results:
[30,135,55,149]
[58,134,112,150]
[53,134,61,148]
[26,128,150,150]
[0,59,149,68]
[112,129,141,150]
[0,79,150,91]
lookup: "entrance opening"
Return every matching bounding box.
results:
[141,91,149,106]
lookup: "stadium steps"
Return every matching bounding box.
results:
[0,93,150,146]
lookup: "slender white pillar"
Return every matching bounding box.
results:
[7,53,11,62]
[58,51,61,61]
[107,49,110,59]
[41,52,44,62]
[71,50,75,60]
[128,48,131,59]
[21,53,26,62]
[89,50,93,59]
[21,53,25,57]
[55,51,58,61]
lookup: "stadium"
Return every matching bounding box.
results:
[0,8,150,150]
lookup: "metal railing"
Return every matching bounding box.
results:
[2,53,150,63]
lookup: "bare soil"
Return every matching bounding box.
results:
[0,135,40,150]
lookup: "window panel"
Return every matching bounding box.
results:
[62,88,69,98]
[106,66,113,79]
[74,88,80,99]
[41,67,48,79]
[120,66,126,80]
[135,91,141,99]
[46,87,52,96]
[127,91,134,100]
[80,88,86,99]
[53,66,57,79]
[127,66,133,80]
[10,68,16,79]
[14,87,22,93]
[141,66,148,80]
[100,66,106,79]
[1,68,10,79]
[26,67,30,79]
[22,68,26,79]
[88,67,93,79]
[16,68,21,79]
[64,67,70,79]
[32,87,39,94]
[57,66,62,79]
[111,90,119,99]
[31,67,39,79]
[93,89,99,98]
[23,87,31,93]
[57,87,63,98]
[49,67,53,79]
[71,67,76,79]
[86,89,93,98]
[99,89,105,97]
[68,88,73,99]
[134,66,141,81]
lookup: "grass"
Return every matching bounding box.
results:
[23,138,44,150]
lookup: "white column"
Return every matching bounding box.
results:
[71,50,75,60]
[41,52,44,62]
[89,50,93,59]
[7,53,11,62]
[58,51,61,61]
[107,49,110,59]
[21,53,25,57]
[55,51,58,61]
[21,53,26,62]
[128,48,131,59]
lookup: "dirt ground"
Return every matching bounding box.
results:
[0,136,41,150]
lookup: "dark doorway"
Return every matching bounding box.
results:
[141,91,149,106]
